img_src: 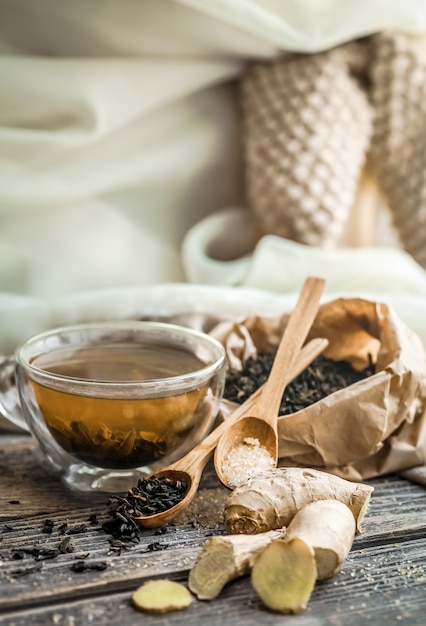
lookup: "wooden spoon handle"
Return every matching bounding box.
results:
[250,276,325,426]
[172,336,328,475]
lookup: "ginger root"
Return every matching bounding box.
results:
[188,528,285,600]
[224,467,373,534]
[131,579,193,613]
[251,537,317,614]
[251,500,357,613]
[286,499,356,579]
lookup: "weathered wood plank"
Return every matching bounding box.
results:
[0,440,228,610]
[1,440,426,529]
[1,538,426,626]
[1,438,426,623]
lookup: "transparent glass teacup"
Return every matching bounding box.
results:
[0,321,226,495]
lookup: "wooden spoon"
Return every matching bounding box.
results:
[214,276,325,489]
[131,334,328,528]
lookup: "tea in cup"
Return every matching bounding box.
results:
[0,321,226,494]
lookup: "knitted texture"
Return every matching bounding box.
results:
[241,43,373,246]
[241,32,426,267]
[369,32,426,268]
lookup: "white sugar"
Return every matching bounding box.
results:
[221,437,275,488]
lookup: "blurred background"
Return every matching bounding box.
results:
[1,0,426,349]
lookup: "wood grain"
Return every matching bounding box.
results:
[1,435,426,625]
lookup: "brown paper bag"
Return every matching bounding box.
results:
[210,298,426,481]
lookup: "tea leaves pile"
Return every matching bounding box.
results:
[224,354,375,415]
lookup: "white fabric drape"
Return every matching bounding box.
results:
[1,0,426,350]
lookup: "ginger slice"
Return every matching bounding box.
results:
[131,579,193,613]
[251,537,317,614]
[188,529,285,600]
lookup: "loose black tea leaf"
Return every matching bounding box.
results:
[41,519,54,534]
[224,353,375,415]
[12,551,25,560]
[105,476,187,539]
[144,541,169,552]
[58,536,74,554]
[108,538,130,550]
[34,548,62,561]
[70,560,108,573]
[14,540,76,561]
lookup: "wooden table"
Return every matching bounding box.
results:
[1,432,426,626]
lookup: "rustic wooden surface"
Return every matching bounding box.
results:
[1,433,426,626]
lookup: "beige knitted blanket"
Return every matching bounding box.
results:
[241,31,426,267]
